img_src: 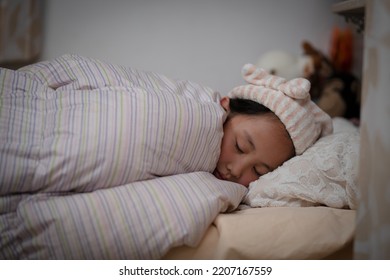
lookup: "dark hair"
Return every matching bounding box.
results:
[228,98,273,116]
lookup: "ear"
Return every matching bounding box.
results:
[302,41,316,55]
[220,96,230,112]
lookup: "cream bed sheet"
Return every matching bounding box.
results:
[164,207,355,259]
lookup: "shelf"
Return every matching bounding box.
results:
[332,0,365,14]
[332,0,365,33]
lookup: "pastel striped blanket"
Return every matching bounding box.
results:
[0,55,247,259]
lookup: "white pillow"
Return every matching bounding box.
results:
[243,118,360,209]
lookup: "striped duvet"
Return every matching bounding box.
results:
[0,55,247,259]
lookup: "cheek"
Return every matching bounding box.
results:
[217,147,228,167]
[239,174,258,187]
[218,136,232,163]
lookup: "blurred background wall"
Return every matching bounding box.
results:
[1,0,359,95]
[40,0,351,95]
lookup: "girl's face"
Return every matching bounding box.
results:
[213,98,294,187]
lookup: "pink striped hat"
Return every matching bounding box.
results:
[228,64,333,155]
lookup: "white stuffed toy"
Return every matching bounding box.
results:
[256,50,314,80]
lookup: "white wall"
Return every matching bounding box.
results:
[42,0,345,95]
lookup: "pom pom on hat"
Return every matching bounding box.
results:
[229,64,333,155]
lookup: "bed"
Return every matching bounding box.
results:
[0,54,359,259]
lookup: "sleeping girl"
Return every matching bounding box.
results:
[0,56,332,194]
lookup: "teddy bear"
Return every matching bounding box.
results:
[302,40,360,120]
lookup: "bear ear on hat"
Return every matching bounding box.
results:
[241,64,269,85]
[242,64,311,100]
[242,64,286,88]
[277,78,311,100]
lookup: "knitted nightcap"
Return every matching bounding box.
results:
[228,64,333,155]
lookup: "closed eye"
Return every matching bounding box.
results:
[253,167,262,177]
[235,142,244,154]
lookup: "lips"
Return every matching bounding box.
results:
[213,169,226,181]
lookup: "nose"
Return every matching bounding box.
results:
[227,162,244,179]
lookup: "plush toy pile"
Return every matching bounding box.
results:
[256,28,360,122]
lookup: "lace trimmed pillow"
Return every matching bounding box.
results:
[243,118,360,209]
